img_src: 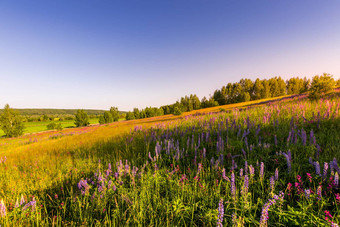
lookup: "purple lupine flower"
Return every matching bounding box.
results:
[197,163,203,176]
[249,165,255,176]
[314,161,321,176]
[260,162,264,179]
[310,130,316,145]
[282,152,291,174]
[242,149,246,159]
[243,175,249,196]
[149,152,154,162]
[203,148,206,159]
[22,197,36,211]
[113,185,117,191]
[330,161,334,175]
[259,193,282,227]
[231,172,236,198]
[304,189,311,199]
[219,154,224,166]
[275,168,279,181]
[309,157,313,165]
[132,166,138,178]
[323,162,329,180]
[108,180,112,188]
[335,172,339,189]
[30,197,36,211]
[270,176,275,191]
[301,128,307,146]
[210,157,215,167]
[258,136,262,146]
[222,168,230,182]
[259,202,270,226]
[287,131,291,144]
[20,195,25,205]
[217,199,224,227]
[256,125,261,136]
[239,168,243,177]
[317,186,322,200]
[0,200,6,217]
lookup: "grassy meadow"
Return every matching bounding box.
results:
[0,93,339,226]
[0,118,129,138]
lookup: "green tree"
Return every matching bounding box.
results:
[0,104,25,137]
[74,109,89,127]
[253,78,264,100]
[105,111,114,123]
[336,78,340,87]
[309,73,335,99]
[261,79,271,99]
[173,106,182,115]
[98,115,105,124]
[110,106,120,122]
[133,108,140,119]
[126,111,135,120]
[47,122,63,131]
[277,76,287,96]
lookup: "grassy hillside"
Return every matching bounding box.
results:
[0,93,339,226]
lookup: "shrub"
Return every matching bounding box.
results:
[74,110,90,127]
[0,104,25,137]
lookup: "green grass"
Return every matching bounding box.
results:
[0,118,99,137]
[0,93,339,226]
[0,118,127,137]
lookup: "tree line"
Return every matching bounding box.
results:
[123,74,339,119]
[1,74,339,137]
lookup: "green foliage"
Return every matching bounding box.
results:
[0,104,25,137]
[125,112,135,120]
[336,78,340,87]
[201,96,218,108]
[173,106,182,115]
[98,115,105,124]
[104,111,113,123]
[309,73,335,99]
[46,122,63,131]
[110,107,120,122]
[74,109,90,127]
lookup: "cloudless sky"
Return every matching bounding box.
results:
[1,0,339,111]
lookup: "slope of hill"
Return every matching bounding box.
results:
[0,92,339,226]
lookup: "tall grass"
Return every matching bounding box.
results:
[0,93,339,226]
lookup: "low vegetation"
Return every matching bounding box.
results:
[0,90,339,225]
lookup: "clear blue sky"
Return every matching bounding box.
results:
[1,0,339,111]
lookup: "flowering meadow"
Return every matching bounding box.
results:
[0,93,340,226]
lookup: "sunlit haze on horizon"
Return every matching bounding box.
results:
[1,0,339,111]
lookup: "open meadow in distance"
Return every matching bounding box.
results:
[0,119,99,138]
[0,92,339,226]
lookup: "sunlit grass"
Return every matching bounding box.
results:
[0,92,339,225]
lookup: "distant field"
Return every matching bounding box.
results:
[0,118,99,137]
[0,118,127,137]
